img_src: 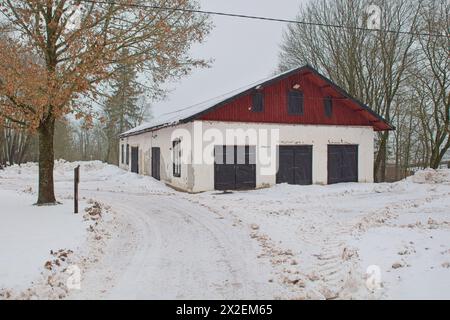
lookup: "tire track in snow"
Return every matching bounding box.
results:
[68,191,278,299]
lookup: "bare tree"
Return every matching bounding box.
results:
[279,0,424,181]
[0,121,35,165]
[413,0,450,168]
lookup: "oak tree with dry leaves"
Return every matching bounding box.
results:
[0,0,210,204]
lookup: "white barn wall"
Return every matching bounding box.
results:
[120,120,374,192]
[193,121,374,192]
[119,123,194,191]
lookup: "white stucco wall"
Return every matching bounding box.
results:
[119,122,194,191]
[119,120,374,192]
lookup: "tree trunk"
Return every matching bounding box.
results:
[430,143,450,169]
[37,116,56,205]
[374,132,389,182]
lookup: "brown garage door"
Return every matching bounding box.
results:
[328,145,358,184]
[276,146,313,185]
[214,146,256,191]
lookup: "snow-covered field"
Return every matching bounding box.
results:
[0,161,449,299]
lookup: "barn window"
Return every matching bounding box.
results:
[173,139,181,178]
[288,90,304,115]
[324,97,333,118]
[252,92,264,112]
[126,144,130,165]
[121,144,124,164]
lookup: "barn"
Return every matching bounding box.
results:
[119,65,393,192]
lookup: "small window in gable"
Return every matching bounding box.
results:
[288,90,304,115]
[324,96,333,118]
[173,139,181,178]
[252,91,264,112]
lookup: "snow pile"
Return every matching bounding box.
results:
[0,162,38,178]
[1,160,131,181]
[408,168,450,185]
[0,160,173,195]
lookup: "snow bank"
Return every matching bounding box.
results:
[1,160,127,181]
[408,168,450,185]
[0,160,172,195]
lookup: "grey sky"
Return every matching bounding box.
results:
[152,0,307,118]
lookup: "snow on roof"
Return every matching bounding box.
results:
[120,66,301,137]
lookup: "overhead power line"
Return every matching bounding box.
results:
[78,0,448,38]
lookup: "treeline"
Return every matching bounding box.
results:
[279,0,449,181]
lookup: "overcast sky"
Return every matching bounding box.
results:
[152,0,307,118]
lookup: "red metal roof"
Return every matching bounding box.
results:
[196,66,393,132]
[121,65,393,138]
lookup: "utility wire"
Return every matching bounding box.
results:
[78,0,448,38]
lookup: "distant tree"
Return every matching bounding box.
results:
[103,50,151,164]
[0,120,35,165]
[413,0,450,169]
[73,119,104,161]
[0,0,210,204]
[54,120,77,161]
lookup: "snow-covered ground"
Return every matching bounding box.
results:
[0,190,86,292]
[0,161,449,299]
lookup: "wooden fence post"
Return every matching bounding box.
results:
[74,165,80,214]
